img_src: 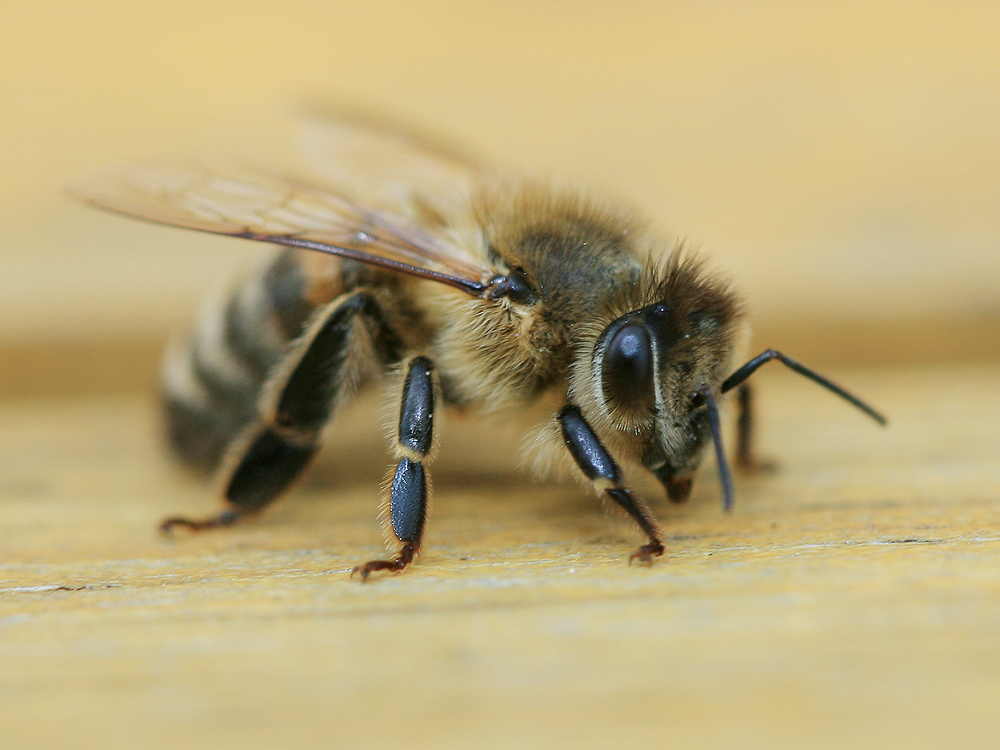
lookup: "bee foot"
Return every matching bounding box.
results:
[351,543,416,582]
[628,541,665,566]
[159,509,240,535]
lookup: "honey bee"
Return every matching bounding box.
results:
[71,111,886,579]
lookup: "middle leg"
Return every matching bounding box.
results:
[353,355,437,581]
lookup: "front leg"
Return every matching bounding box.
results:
[734,382,776,473]
[354,356,436,581]
[558,405,665,565]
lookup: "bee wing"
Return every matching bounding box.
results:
[70,162,491,296]
[297,106,495,226]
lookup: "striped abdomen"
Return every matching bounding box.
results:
[161,248,339,471]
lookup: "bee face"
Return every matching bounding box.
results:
[582,256,741,419]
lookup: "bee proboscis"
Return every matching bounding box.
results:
[71,112,886,579]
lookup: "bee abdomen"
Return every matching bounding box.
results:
[161,249,321,471]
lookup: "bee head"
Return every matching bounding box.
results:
[586,261,744,500]
[595,295,740,424]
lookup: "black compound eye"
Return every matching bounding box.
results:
[601,323,655,414]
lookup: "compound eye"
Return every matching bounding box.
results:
[601,323,654,414]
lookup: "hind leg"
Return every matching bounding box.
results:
[162,291,401,532]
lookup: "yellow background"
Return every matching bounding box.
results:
[2,0,998,351]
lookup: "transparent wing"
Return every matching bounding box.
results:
[297,106,495,226]
[69,162,492,296]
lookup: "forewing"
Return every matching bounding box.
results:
[297,106,495,226]
[70,162,491,295]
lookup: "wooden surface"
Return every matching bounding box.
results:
[2,363,999,749]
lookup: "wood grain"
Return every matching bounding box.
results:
[1,364,998,749]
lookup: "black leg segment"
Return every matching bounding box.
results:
[558,405,665,564]
[397,356,435,457]
[560,406,622,485]
[163,291,399,535]
[224,427,318,512]
[273,293,400,433]
[389,458,427,543]
[354,356,436,581]
[735,383,753,469]
[733,382,776,474]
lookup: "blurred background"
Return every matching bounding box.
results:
[2,0,998,399]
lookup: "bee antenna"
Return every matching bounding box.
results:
[719,350,887,426]
[698,386,735,512]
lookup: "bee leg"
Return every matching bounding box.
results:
[734,383,776,474]
[354,356,435,581]
[160,509,241,533]
[558,405,665,566]
[162,291,401,534]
